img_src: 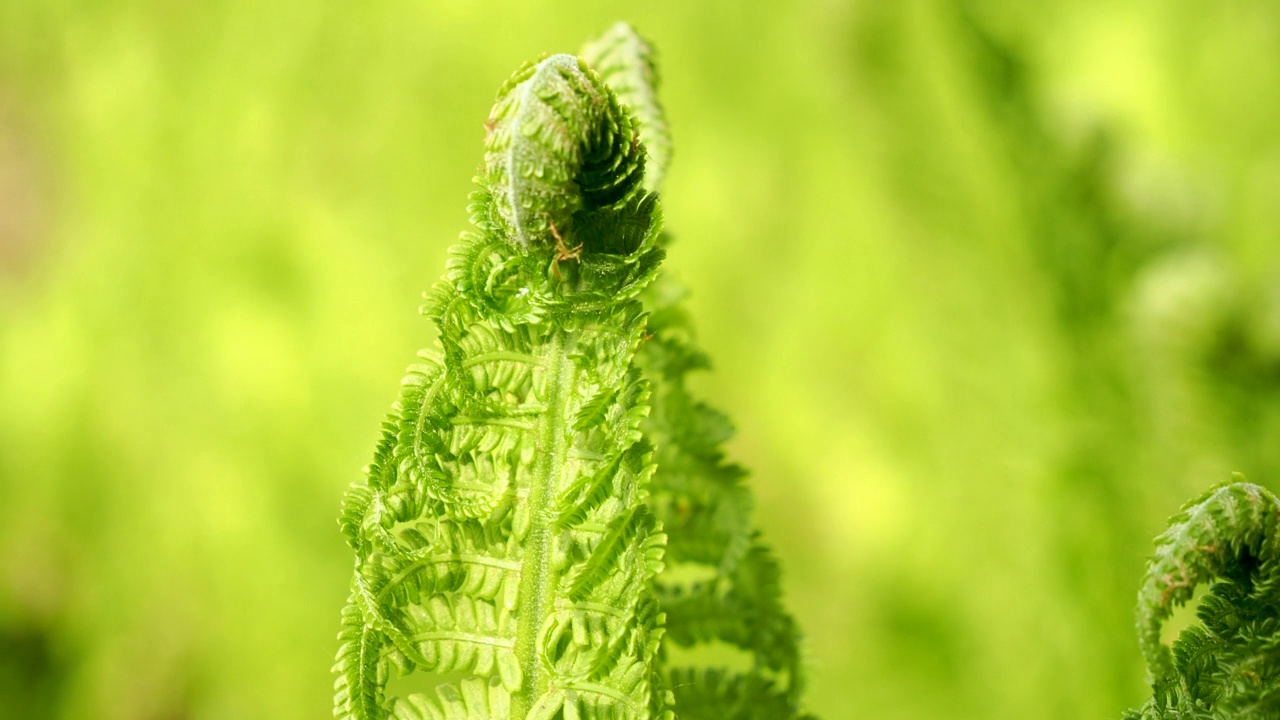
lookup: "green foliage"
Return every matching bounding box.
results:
[1125,480,1280,719]
[335,23,814,720]
[335,49,670,720]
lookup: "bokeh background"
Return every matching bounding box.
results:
[2,1,1279,718]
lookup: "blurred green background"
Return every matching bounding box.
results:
[2,1,1279,718]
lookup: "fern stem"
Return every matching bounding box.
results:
[512,331,577,716]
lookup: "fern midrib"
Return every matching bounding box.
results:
[512,329,578,717]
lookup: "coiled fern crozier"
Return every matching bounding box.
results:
[1126,479,1280,719]
[334,23,813,720]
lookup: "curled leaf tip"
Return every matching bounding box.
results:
[483,53,647,253]
[1127,478,1280,718]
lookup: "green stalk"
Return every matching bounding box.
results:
[512,332,573,717]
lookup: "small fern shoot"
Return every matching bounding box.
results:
[334,52,671,720]
[1125,478,1280,719]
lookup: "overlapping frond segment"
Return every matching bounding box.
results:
[638,279,811,720]
[335,47,671,720]
[580,22,815,720]
[581,23,672,193]
[1124,479,1280,719]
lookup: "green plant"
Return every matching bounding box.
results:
[332,23,812,720]
[1125,479,1280,719]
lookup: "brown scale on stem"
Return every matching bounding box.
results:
[548,218,582,281]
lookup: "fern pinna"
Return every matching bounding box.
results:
[582,24,813,720]
[1125,479,1280,719]
[333,52,671,720]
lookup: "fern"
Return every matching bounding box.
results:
[582,23,813,720]
[1125,479,1280,719]
[335,24,815,720]
[334,50,671,720]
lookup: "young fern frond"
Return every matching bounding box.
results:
[1125,479,1280,719]
[336,24,817,719]
[334,52,672,720]
[583,23,814,720]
